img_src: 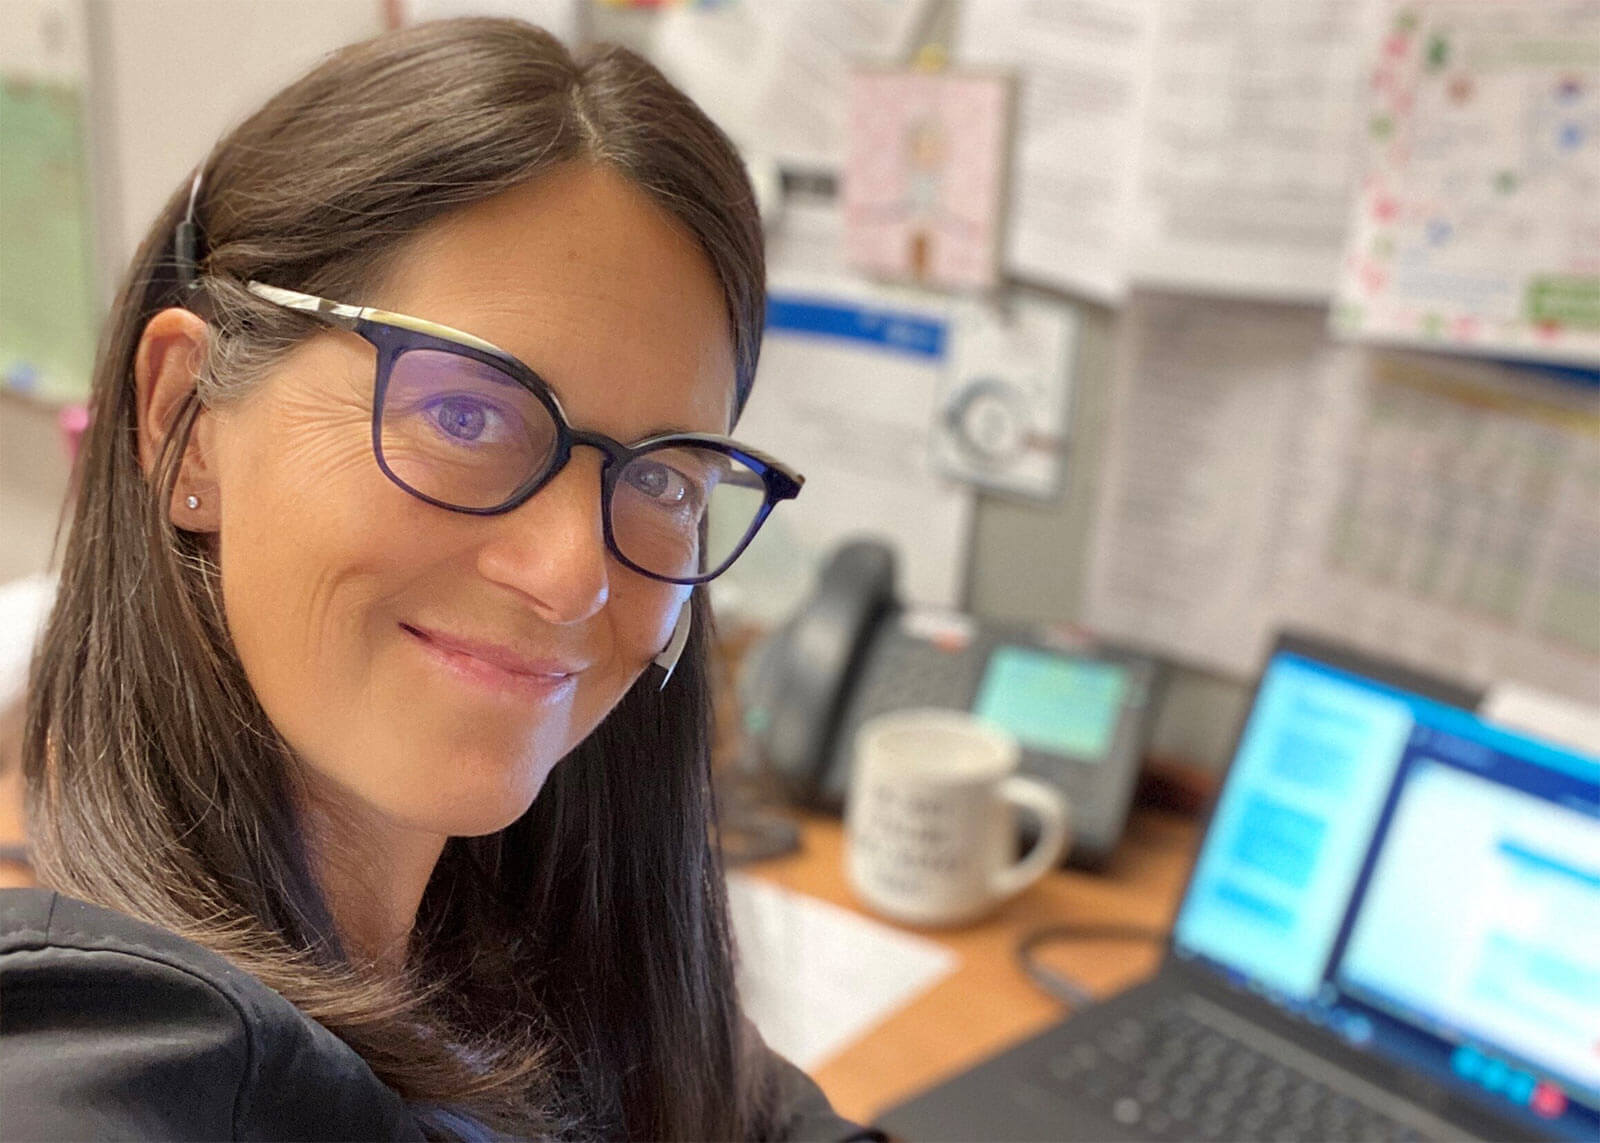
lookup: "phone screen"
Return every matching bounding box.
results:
[972,646,1128,761]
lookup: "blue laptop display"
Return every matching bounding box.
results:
[1173,649,1600,1141]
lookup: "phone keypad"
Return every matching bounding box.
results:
[861,631,982,712]
[819,630,984,806]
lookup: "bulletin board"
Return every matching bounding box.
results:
[0,0,97,405]
[326,0,1600,720]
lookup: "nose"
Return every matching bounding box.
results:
[474,451,610,624]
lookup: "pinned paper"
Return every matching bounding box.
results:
[843,67,1013,290]
[1333,0,1600,364]
[932,292,1078,500]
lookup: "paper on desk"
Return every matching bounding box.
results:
[650,0,928,170]
[1483,684,1600,758]
[956,0,1157,302]
[1083,292,1600,704]
[727,871,958,1072]
[1130,0,1384,300]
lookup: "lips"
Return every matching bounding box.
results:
[400,622,585,683]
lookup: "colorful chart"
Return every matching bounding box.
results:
[1334,1,1600,365]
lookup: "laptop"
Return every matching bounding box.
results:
[877,633,1599,1142]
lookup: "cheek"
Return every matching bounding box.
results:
[567,579,688,747]
[210,390,451,757]
[613,581,692,659]
[217,420,388,650]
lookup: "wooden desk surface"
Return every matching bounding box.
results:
[742,808,1201,1126]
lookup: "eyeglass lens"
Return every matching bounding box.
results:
[378,348,769,581]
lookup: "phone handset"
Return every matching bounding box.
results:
[744,538,899,803]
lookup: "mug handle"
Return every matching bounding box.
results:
[989,775,1071,901]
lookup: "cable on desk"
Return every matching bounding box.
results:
[1016,923,1167,1010]
[718,809,801,866]
[714,767,802,866]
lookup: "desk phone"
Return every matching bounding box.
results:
[743,540,1163,867]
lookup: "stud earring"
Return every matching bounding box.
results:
[185,495,200,510]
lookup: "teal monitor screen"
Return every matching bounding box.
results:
[972,646,1128,760]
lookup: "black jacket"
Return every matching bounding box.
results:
[0,889,875,1141]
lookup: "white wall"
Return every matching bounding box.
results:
[89,0,385,286]
[1,1,387,583]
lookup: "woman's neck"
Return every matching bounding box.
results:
[297,780,447,973]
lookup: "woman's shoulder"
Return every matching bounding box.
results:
[0,888,425,1141]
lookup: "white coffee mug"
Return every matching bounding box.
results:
[846,708,1070,927]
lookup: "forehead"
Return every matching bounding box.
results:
[373,163,735,435]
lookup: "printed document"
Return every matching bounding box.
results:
[1131,0,1384,299]
[956,0,1157,302]
[1085,292,1600,703]
[651,0,928,170]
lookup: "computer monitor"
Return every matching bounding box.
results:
[1172,640,1598,1141]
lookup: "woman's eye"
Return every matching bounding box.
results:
[425,395,501,443]
[626,461,697,507]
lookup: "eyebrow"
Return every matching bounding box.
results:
[396,318,717,443]
[635,423,698,441]
[459,352,698,440]
[465,360,525,387]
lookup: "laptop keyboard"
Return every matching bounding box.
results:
[1038,1001,1431,1141]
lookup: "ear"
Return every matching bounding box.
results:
[133,307,218,530]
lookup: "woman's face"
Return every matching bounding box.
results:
[200,164,733,841]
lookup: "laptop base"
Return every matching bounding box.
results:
[877,965,1522,1143]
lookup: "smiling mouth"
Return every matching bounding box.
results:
[400,623,581,697]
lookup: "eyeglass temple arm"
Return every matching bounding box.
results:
[713,441,803,494]
[247,281,511,359]
[246,282,367,331]
[725,466,799,496]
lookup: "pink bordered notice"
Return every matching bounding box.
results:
[843,67,1013,291]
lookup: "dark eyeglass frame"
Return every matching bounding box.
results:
[243,282,803,586]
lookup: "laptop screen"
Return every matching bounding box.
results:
[1172,647,1599,1140]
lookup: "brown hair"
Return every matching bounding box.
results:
[25,18,774,1139]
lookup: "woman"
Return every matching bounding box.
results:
[1,19,864,1141]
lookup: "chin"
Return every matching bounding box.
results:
[389,786,544,840]
[383,739,563,839]
[435,799,543,839]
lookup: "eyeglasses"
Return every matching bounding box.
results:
[243,282,802,585]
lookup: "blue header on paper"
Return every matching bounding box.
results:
[1487,358,1600,389]
[766,294,947,360]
